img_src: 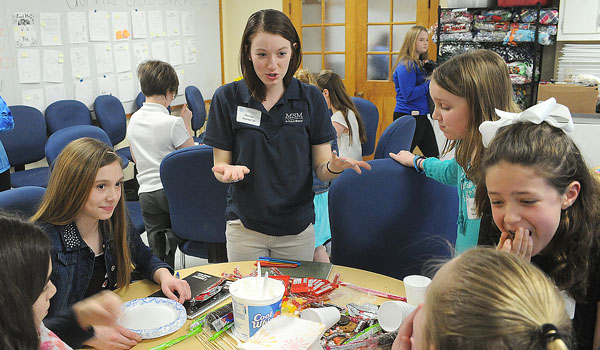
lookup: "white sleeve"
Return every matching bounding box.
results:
[330,110,348,128]
[170,117,190,148]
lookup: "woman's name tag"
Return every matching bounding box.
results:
[236,106,261,126]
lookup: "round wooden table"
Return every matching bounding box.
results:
[119,261,405,349]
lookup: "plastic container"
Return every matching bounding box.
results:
[498,0,552,6]
[445,0,494,8]
[229,277,285,341]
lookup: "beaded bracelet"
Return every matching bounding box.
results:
[327,161,343,175]
[413,156,426,174]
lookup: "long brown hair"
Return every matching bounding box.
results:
[315,70,367,144]
[432,50,519,182]
[392,25,428,73]
[423,248,572,350]
[31,138,132,289]
[475,122,600,302]
[239,9,302,102]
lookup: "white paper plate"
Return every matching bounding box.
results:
[118,297,186,339]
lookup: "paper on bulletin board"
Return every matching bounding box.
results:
[148,10,164,38]
[45,84,66,105]
[74,78,93,108]
[168,40,182,66]
[184,38,197,64]
[151,41,167,62]
[70,47,90,79]
[166,10,180,37]
[112,12,130,41]
[12,12,37,47]
[17,49,41,84]
[43,49,64,83]
[131,9,147,39]
[114,43,131,73]
[133,41,149,66]
[67,12,88,44]
[95,43,114,74]
[98,73,117,96]
[176,69,184,95]
[117,72,135,102]
[89,10,109,42]
[182,11,194,37]
[40,13,62,46]
[22,88,44,111]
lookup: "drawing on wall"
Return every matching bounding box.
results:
[70,46,90,79]
[22,88,44,111]
[166,10,180,37]
[13,12,37,47]
[133,41,149,67]
[89,10,110,42]
[98,73,117,96]
[112,12,130,40]
[40,13,62,46]
[17,49,41,83]
[43,49,64,83]
[182,11,194,37]
[95,43,114,74]
[148,10,164,38]
[131,9,147,39]
[117,72,135,101]
[168,40,182,66]
[151,41,167,62]
[114,42,131,72]
[45,83,66,105]
[74,78,93,108]
[67,12,88,44]
[184,38,197,64]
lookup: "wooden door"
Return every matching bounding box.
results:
[285,0,437,157]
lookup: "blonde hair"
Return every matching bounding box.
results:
[294,68,316,86]
[393,25,428,73]
[432,49,519,182]
[31,138,132,289]
[421,248,572,350]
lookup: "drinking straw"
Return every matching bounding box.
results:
[339,281,407,301]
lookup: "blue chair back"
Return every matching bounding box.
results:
[328,158,458,280]
[136,91,170,113]
[352,97,379,157]
[185,86,207,133]
[94,95,127,146]
[0,106,49,187]
[0,186,46,217]
[45,125,113,166]
[160,145,228,250]
[374,115,416,159]
[45,100,93,135]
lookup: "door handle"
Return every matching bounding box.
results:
[355,91,364,98]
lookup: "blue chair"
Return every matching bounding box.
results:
[0,106,49,188]
[135,91,170,113]
[45,125,113,166]
[352,97,379,157]
[125,200,145,235]
[373,115,416,159]
[160,145,228,266]
[45,100,93,135]
[93,95,131,167]
[328,158,458,280]
[184,86,207,143]
[0,186,46,217]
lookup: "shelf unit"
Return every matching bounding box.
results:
[435,3,546,108]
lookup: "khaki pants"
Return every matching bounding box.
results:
[225,219,315,262]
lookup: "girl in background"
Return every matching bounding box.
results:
[392,248,573,350]
[0,213,122,350]
[392,25,438,157]
[316,70,366,161]
[390,50,519,253]
[475,103,600,349]
[32,138,190,350]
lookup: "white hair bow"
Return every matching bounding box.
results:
[479,97,574,148]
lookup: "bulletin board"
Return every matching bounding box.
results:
[0,0,222,114]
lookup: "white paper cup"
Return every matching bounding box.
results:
[403,275,432,306]
[377,301,417,332]
[300,306,341,330]
[229,277,285,341]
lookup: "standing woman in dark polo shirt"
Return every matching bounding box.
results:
[204,9,370,262]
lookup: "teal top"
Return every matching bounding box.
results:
[422,157,480,254]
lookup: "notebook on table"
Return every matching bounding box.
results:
[266,261,333,280]
[150,271,231,319]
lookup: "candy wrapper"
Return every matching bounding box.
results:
[488,45,533,63]
[437,22,471,33]
[440,10,473,24]
[514,9,559,24]
[503,29,554,46]
[437,42,483,64]
[432,31,473,43]
[475,10,513,22]
[473,30,508,42]
[473,21,510,32]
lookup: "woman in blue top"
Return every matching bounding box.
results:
[390,50,519,254]
[204,9,370,262]
[32,137,191,350]
[392,25,438,157]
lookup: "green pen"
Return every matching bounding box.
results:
[208,321,234,341]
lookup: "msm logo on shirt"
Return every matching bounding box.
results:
[284,112,303,124]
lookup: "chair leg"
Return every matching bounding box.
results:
[180,250,186,269]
